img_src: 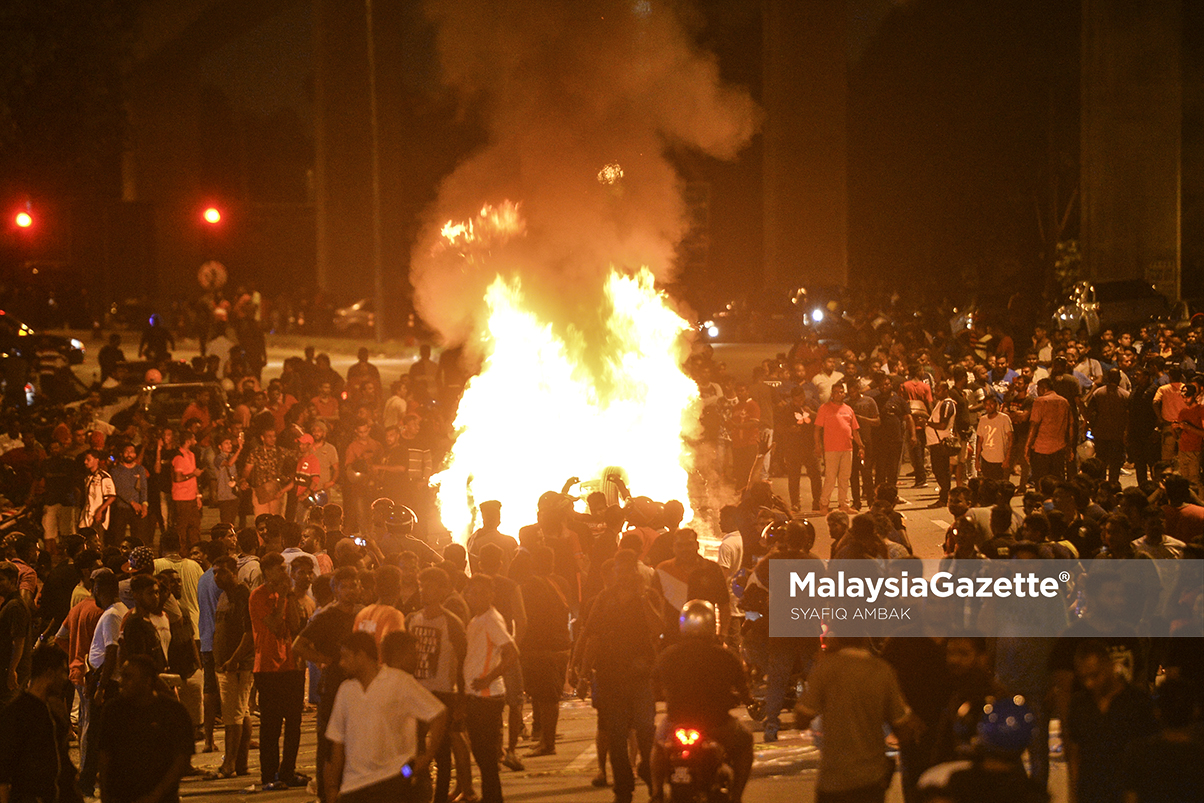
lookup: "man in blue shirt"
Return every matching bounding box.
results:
[109,443,149,546]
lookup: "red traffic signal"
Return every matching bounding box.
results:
[202,207,222,224]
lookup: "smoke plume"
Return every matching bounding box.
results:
[412,0,759,344]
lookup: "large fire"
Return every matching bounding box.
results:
[430,208,698,541]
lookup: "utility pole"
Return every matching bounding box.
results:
[365,0,386,342]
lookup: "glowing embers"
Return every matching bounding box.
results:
[432,268,697,540]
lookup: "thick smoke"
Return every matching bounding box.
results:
[412,0,759,344]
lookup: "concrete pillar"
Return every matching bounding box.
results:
[1080,0,1182,299]
[762,0,847,290]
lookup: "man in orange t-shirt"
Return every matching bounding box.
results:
[353,565,406,648]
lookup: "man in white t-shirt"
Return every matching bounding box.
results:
[325,631,446,803]
[79,569,125,795]
[974,395,1014,482]
[714,506,745,650]
[462,575,517,803]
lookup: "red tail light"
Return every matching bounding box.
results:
[674,728,700,746]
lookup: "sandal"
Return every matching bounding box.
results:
[203,769,237,781]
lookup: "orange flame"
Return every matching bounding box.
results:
[432,267,698,541]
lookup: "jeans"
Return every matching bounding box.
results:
[765,637,817,729]
[850,444,873,508]
[1129,430,1159,486]
[909,436,927,484]
[979,460,1007,482]
[930,443,954,500]
[820,450,853,509]
[257,670,305,785]
[874,440,902,490]
[1095,438,1126,484]
[783,448,822,511]
[1029,450,1066,485]
[465,696,505,803]
[596,672,655,802]
[173,498,201,550]
[344,486,372,536]
[106,504,147,548]
[430,691,458,803]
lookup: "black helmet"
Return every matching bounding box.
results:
[384,504,419,535]
[371,497,396,520]
[679,599,719,638]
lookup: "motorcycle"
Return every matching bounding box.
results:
[662,725,733,803]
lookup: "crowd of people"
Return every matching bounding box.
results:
[0,309,1202,803]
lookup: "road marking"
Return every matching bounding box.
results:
[931,519,950,529]
[565,744,597,773]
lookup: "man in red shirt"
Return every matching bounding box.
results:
[814,382,863,513]
[171,431,203,551]
[249,553,307,791]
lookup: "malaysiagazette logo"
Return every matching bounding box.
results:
[788,568,1065,604]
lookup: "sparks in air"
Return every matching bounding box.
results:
[597,162,624,185]
[439,201,526,250]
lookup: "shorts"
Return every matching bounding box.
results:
[201,652,217,695]
[218,669,255,723]
[503,659,524,708]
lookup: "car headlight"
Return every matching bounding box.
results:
[811,308,825,323]
[705,322,719,338]
[69,338,84,350]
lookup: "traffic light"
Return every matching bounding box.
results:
[202,206,222,224]
[14,211,31,228]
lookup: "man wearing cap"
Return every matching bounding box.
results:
[79,449,117,543]
[290,434,321,523]
[119,545,156,609]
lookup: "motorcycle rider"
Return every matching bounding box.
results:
[917,696,1048,803]
[650,600,753,803]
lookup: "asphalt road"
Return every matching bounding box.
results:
[177,687,1067,803]
[71,333,1071,801]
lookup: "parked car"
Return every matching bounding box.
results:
[698,293,804,344]
[135,381,230,427]
[333,298,376,337]
[1052,279,1169,337]
[0,309,85,364]
[1167,297,1204,333]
